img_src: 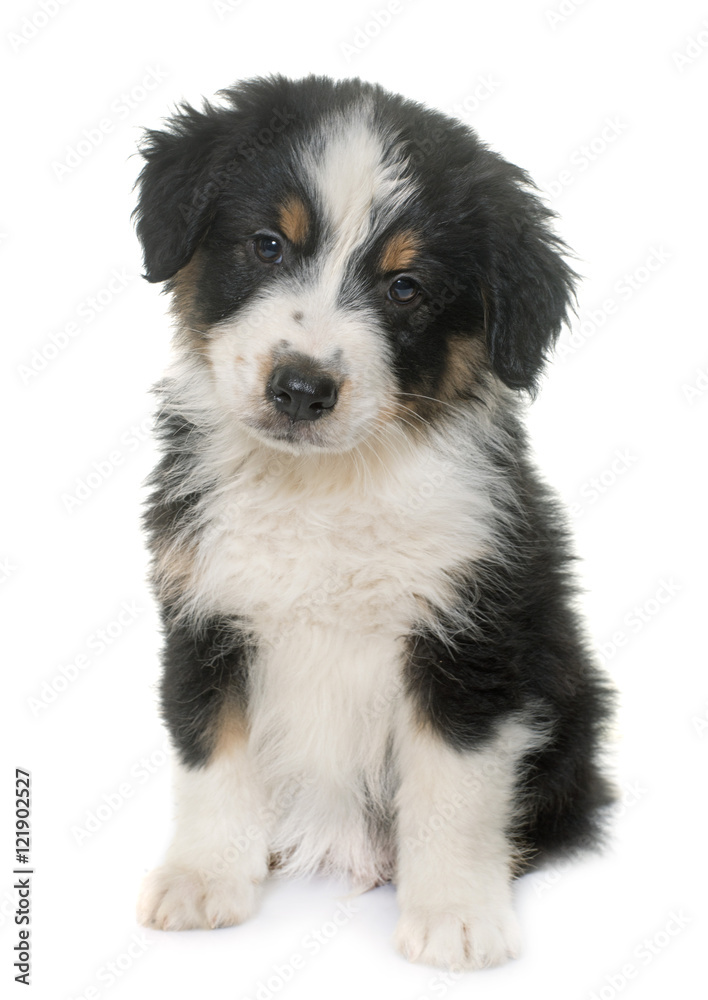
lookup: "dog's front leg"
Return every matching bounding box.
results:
[137,617,270,930]
[393,709,534,970]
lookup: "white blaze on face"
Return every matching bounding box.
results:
[205,109,418,452]
[303,108,415,274]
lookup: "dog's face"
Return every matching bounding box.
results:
[135,76,575,454]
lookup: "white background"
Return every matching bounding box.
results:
[3,0,707,998]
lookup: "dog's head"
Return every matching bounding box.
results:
[134,75,576,454]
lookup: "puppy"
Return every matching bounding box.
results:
[133,75,614,970]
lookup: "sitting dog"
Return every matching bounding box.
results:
[133,75,614,970]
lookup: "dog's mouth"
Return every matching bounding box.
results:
[241,357,355,453]
[246,414,336,452]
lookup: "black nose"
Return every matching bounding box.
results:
[268,364,338,422]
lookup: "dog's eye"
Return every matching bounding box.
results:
[253,235,283,264]
[388,276,421,304]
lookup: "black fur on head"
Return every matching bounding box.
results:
[132,76,305,285]
[133,103,227,285]
[465,158,578,392]
[133,74,577,393]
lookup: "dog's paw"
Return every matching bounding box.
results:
[137,865,262,930]
[394,904,521,970]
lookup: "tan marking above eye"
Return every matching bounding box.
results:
[277,194,310,245]
[380,230,421,273]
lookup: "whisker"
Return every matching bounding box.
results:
[376,405,434,440]
[397,391,468,416]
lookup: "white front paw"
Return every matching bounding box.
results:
[394,904,521,970]
[137,864,263,930]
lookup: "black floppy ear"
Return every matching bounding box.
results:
[133,103,230,283]
[478,162,577,393]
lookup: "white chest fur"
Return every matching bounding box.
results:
[178,425,502,880]
[188,427,498,631]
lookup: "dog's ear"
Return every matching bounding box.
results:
[475,160,577,393]
[133,103,230,284]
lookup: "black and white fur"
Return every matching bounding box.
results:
[133,75,614,970]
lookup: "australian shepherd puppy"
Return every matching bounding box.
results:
[133,74,614,970]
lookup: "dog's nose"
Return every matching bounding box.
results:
[268,364,338,422]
